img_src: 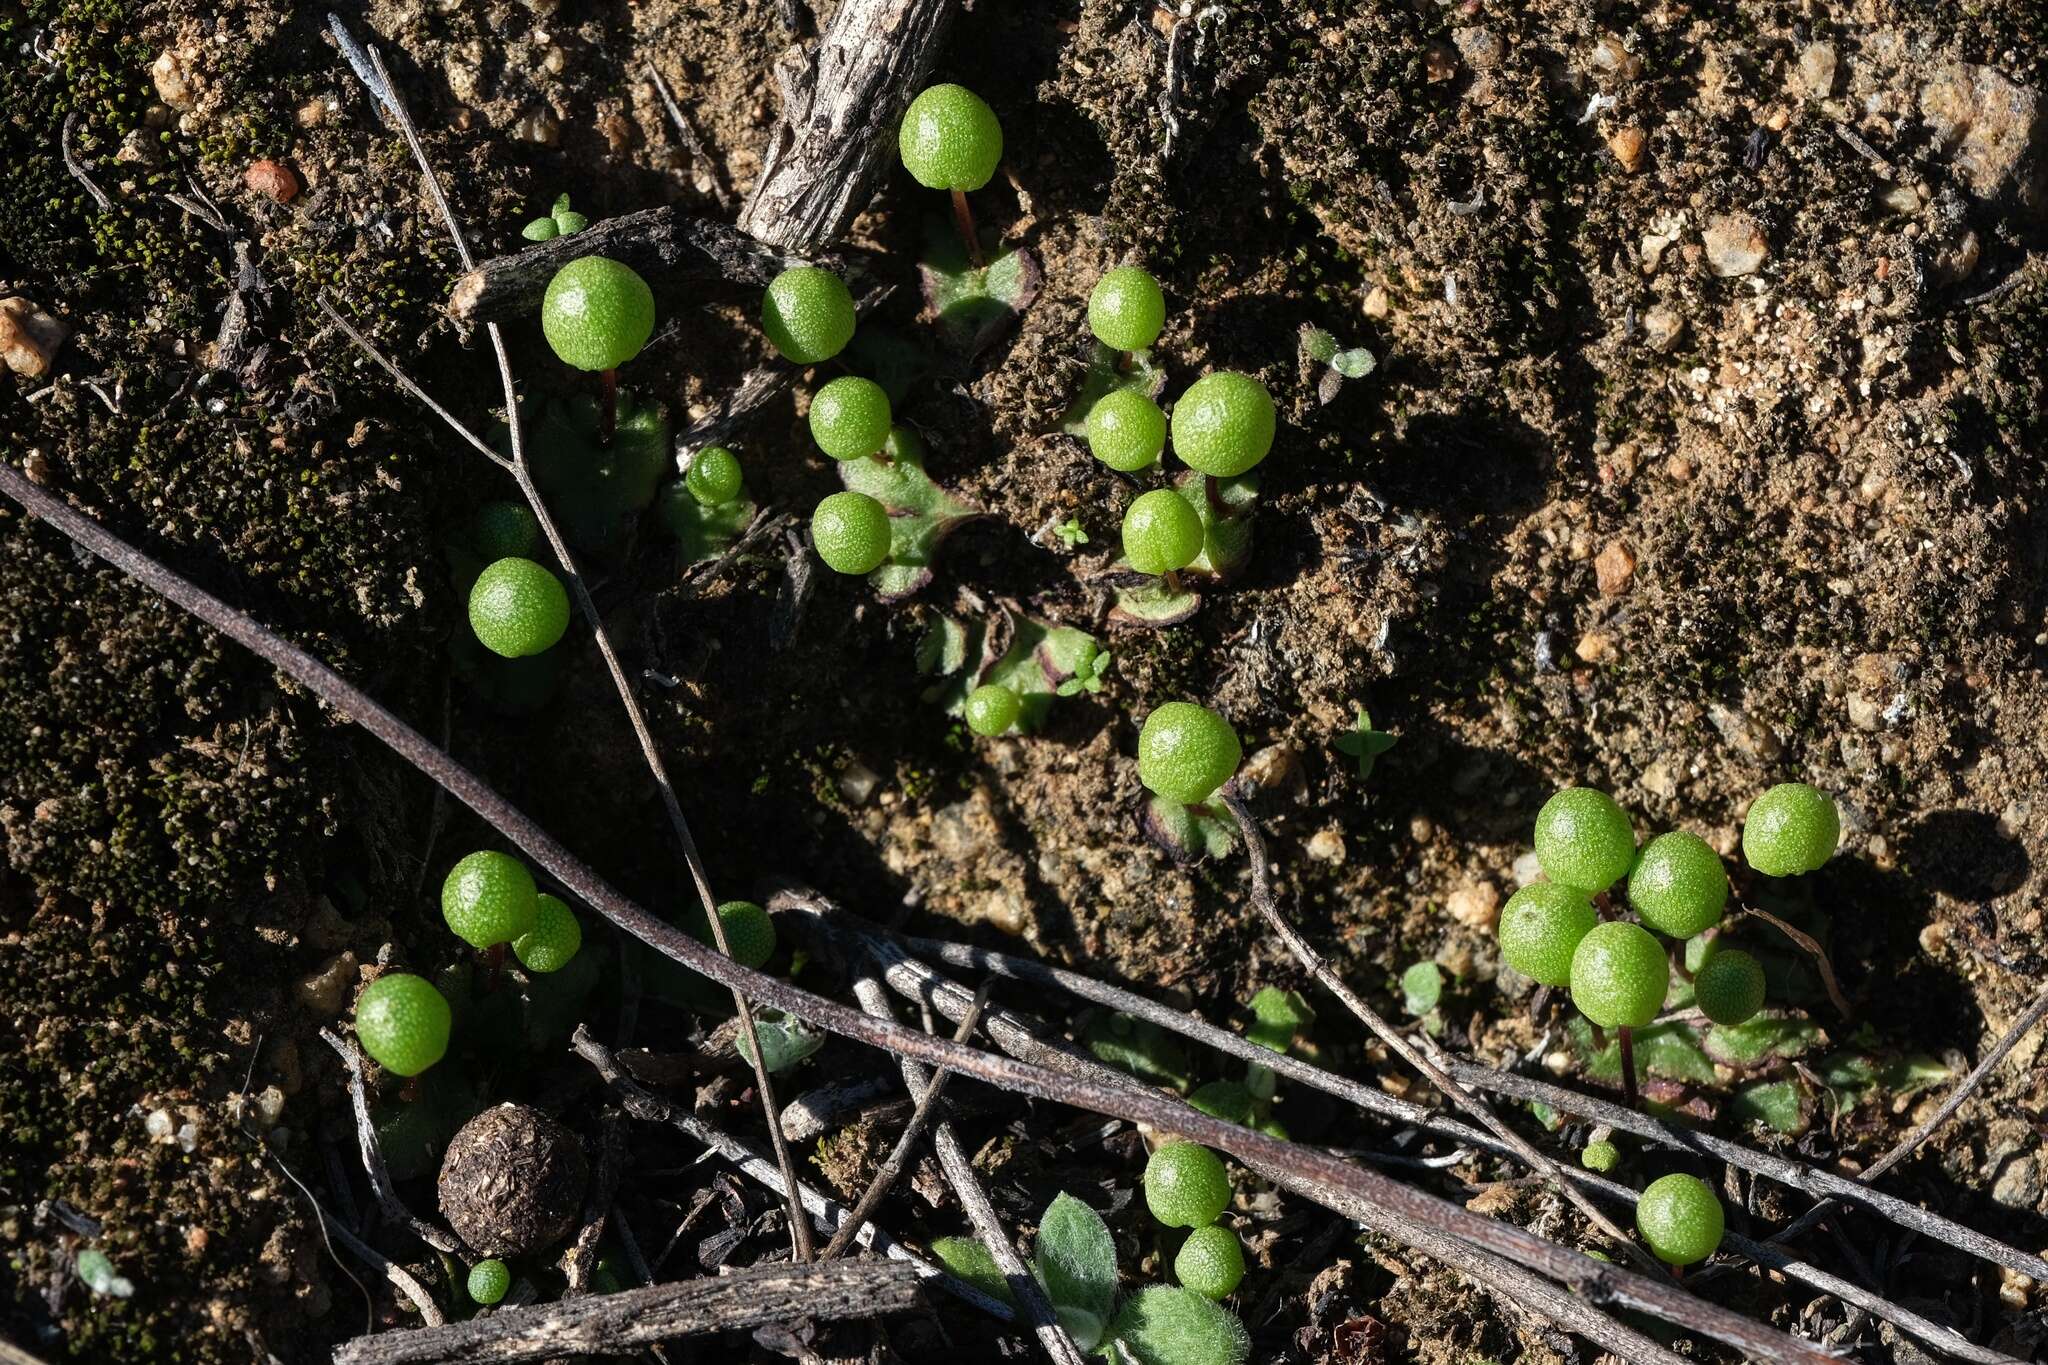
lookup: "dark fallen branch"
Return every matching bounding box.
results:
[447,208,821,323]
[318,1028,461,1254]
[737,0,959,253]
[0,467,1837,1365]
[329,1258,922,1364]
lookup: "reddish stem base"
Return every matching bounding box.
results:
[950,188,986,271]
[599,368,618,446]
[1618,1025,1639,1110]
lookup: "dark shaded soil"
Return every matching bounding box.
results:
[4,0,2047,1361]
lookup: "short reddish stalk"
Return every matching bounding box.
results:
[1618,1025,1640,1110]
[950,188,985,270]
[598,368,618,446]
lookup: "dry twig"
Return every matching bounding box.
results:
[1742,901,1852,1020]
[318,1028,460,1253]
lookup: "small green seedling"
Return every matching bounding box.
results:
[1693,947,1765,1026]
[1170,371,1276,478]
[1107,1285,1251,1365]
[1635,1173,1725,1267]
[714,900,776,970]
[1497,883,1598,988]
[469,557,571,659]
[542,256,656,441]
[733,1008,823,1073]
[1742,782,1840,876]
[899,83,1003,266]
[513,893,582,973]
[470,501,541,561]
[1243,985,1311,1104]
[1087,388,1168,472]
[1627,831,1729,938]
[1400,961,1443,1017]
[965,683,1022,736]
[1568,921,1668,1030]
[467,1258,511,1305]
[809,375,893,461]
[1035,1192,1118,1347]
[1174,1225,1244,1300]
[811,491,893,575]
[355,973,453,1077]
[1533,787,1637,893]
[1055,517,1090,548]
[522,192,588,241]
[1123,488,1204,583]
[930,1236,1014,1306]
[1137,702,1242,807]
[1298,324,1375,405]
[74,1249,135,1299]
[1333,706,1397,781]
[762,266,857,365]
[1144,1142,1231,1228]
[1581,1139,1621,1173]
[442,851,541,949]
[1090,266,1167,355]
[684,446,744,507]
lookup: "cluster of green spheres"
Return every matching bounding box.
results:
[1499,782,1839,1039]
[1137,703,1243,807]
[441,848,584,972]
[1145,1143,1244,1298]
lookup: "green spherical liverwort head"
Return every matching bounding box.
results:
[1123,489,1203,576]
[1742,782,1839,876]
[685,447,744,507]
[964,683,1021,737]
[1627,830,1729,938]
[761,266,856,365]
[1175,1224,1245,1300]
[470,501,540,560]
[716,901,776,970]
[513,894,582,973]
[1171,371,1276,478]
[1497,883,1598,988]
[1089,266,1166,353]
[1636,1173,1725,1266]
[1138,702,1242,806]
[1569,920,1669,1029]
[1144,1142,1231,1228]
[469,557,570,659]
[1693,947,1766,1026]
[809,376,893,461]
[1534,787,1637,892]
[355,973,452,1077]
[441,850,540,949]
[467,1259,510,1306]
[541,256,655,372]
[811,492,892,575]
[1086,389,1167,472]
[898,83,1003,191]
[1581,1140,1621,1173]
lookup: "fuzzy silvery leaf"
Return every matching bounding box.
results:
[1107,1286,1250,1365]
[1032,1194,1117,1349]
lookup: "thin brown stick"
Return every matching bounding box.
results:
[330,1258,922,1365]
[562,1109,625,1294]
[1220,792,1658,1272]
[315,301,510,472]
[1743,902,1852,1020]
[645,63,733,211]
[850,974,1087,1365]
[0,466,1846,1365]
[318,1028,460,1253]
[352,41,814,1262]
[897,928,2022,1364]
[819,982,993,1260]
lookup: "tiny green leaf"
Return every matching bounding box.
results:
[76,1249,135,1299]
[733,1009,823,1073]
[932,1236,1015,1305]
[522,217,558,242]
[1107,1286,1251,1365]
[1033,1194,1117,1350]
[1333,707,1397,780]
[1400,962,1443,1016]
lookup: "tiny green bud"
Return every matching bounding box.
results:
[1568,921,1670,1029]
[685,446,744,507]
[1741,783,1839,876]
[1170,371,1275,478]
[442,850,540,949]
[513,894,582,973]
[1533,787,1636,893]
[1086,388,1168,471]
[1122,489,1203,576]
[1137,702,1243,806]
[1497,883,1598,988]
[469,557,571,659]
[1144,1142,1231,1228]
[541,256,656,372]
[811,491,892,575]
[355,973,452,1077]
[964,683,1022,737]
[1692,947,1766,1026]
[1636,1172,1725,1266]
[466,1259,510,1305]
[898,83,1003,191]
[761,266,857,365]
[1089,266,1167,353]
[1581,1140,1621,1173]
[1174,1224,1245,1299]
[808,376,893,461]
[1627,830,1729,938]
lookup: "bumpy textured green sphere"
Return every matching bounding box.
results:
[442,850,540,949]
[1534,787,1637,893]
[1138,702,1243,805]
[716,901,777,970]
[809,376,893,461]
[1569,921,1669,1029]
[1742,783,1840,876]
[355,973,452,1077]
[1627,831,1729,938]
[470,501,540,560]
[1497,883,1598,987]
[761,266,856,365]
[1086,388,1167,471]
[811,492,892,575]
[964,684,1022,737]
[1188,1080,1254,1124]
[1636,1173,1725,1266]
[1170,372,1276,478]
[898,83,1003,191]
[1089,266,1167,352]
[1175,1224,1245,1300]
[685,446,744,507]
[541,256,656,372]
[1144,1142,1231,1228]
[1693,947,1766,1026]
[1581,1140,1621,1173]
[466,1259,511,1306]
[1123,489,1203,576]
[469,557,570,659]
[513,894,583,973]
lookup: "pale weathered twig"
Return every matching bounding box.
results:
[318,1028,461,1253]
[1742,901,1852,1020]
[330,1259,922,1365]
[645,63,732,211]
[60,112,112,212]
[562,1109,625,1295]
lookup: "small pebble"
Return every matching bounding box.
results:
[1607,126,1646,172]
[1594,541,1636,596]
[1703,214,1769,277]
[244,159,299,203]
[1446,882,1500,930]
